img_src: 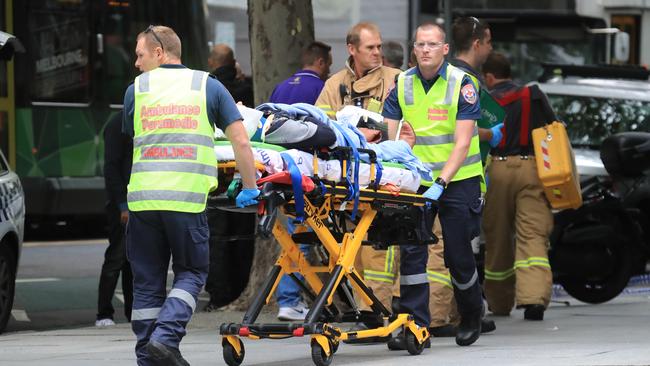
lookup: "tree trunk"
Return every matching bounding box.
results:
[248,0,314,106]
[225,1,314,311]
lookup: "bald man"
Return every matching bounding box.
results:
[208,44,253,107]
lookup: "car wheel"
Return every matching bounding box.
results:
[0,244,17,334]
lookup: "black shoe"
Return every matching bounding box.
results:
[387,331,431,351]
[523,304,545,321]
[429,324,456,337]
[481,319,496,333]
[456,310,482,346]
[342,323,390,344]
[146,340,190,366]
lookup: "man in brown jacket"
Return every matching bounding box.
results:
[316,22,401,337]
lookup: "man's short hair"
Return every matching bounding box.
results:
[346,22,381,47]
[412,22,446,43]
[209,44,235,67]
[482,52,511,79]
[452,16,490,53]
[383,41,404,69]
[137,25,181,59]
[301,41,331,67]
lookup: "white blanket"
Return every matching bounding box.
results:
[215,145,420,193]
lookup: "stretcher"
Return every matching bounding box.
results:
[215,142,436,366]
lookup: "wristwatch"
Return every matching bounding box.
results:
[435,177,447,189]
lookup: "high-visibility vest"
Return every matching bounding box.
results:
[128,67,218,213]
[397,64,483,186]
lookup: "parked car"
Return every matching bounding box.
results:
[538,65,650,303]
[0,149,25,333]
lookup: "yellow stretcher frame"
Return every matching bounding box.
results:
[217,155,432,366]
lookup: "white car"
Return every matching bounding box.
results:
[0,150,25,333]
[538,67,650,176]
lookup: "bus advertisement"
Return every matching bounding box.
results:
[1,0,208,230]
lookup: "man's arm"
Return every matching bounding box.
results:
[439,119,475,183]
[315,79,338,118]
[225,121,257,189]
[385,117,400,141]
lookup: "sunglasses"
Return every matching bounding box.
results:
[144,25,164,51]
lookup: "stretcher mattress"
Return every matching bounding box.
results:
[214,141,421,193]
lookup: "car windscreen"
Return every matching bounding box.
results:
[547,94,650,147]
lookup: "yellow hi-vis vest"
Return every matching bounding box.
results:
[128,67,218,213]
[397,64,484,186]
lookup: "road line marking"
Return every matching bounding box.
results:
[11,310,31,322]
[23,239,108,248]
[15,277,60,283]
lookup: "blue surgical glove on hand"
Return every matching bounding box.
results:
[236,188,260,208]
[489,122,504,148]
[423,182,444,201]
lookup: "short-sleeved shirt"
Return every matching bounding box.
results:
[269,69,324,105]
[122,64,243,136]
[382,61,481,122]
[449,58,486,91]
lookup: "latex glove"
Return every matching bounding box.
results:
[236,188,260,208]
[423,182,444,201]
[489,123,504,148]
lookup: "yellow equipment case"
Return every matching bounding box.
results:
[532,121,582,210]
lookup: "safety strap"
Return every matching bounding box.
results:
[495,86,531,149]
[328,122,362,219]
[373,161,383,190]
[280,152,306,223]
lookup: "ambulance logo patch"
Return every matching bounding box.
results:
[461,84,477,104]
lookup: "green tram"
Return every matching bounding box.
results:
[0,0,208,228]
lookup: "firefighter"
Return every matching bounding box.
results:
[123,25,258,365]
[383,23,486,346]
[315,22,402,333]
[481,52,555,321]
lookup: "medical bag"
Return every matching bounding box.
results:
[532,121,582,209]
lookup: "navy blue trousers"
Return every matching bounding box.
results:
[438,176,483,316]
[127,210,209,366]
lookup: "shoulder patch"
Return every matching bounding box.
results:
[461,83,477,104]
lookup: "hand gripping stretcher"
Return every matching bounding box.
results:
[215,142,437,366]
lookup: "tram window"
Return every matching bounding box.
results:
[27,1,91,103]
[103,5,136,105]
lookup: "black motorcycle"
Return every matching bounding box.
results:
[550,132,650,304]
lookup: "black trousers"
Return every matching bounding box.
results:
[97,201,133,321]
[438,176,484,316]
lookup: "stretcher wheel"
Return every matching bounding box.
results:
[405,329,425,355]
[311,341,333,366]
[223,338,245,366]
[329,338,339,354]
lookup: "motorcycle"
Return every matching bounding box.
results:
[550,132,650,304]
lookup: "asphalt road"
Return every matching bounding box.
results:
[5,241,650,365]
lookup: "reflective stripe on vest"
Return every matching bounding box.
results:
[397,64,484,185]
[128,68,217,213]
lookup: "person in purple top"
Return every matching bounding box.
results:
[269,41,332,105]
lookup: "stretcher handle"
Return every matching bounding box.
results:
[256,182,287,238]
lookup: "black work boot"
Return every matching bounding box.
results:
[523,304,545,321]
[146,340,190,366]
[455,310,482,346]
[481,319,496,333]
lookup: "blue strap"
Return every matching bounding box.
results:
[374,161,383,190]
[328,122,362,219]
[280,152,305,223]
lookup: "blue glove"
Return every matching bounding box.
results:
[236,188,260,208]
[489,123,504,148]
[423,182,444,201]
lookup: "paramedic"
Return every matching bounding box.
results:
[384,22,485,347]
[481,52,555,321]
[123,25,258,365]
[315,22,402,333]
